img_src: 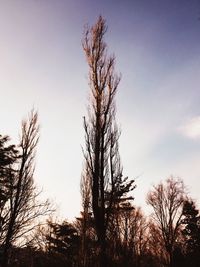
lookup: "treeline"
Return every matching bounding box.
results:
[0,16,200,267]
[0,158,199,267]
[29,178,200,267]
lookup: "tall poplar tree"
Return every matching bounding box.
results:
[82,16,134,267]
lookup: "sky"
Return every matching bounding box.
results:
[0,0,200,220]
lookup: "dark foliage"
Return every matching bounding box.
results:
[181,200,200,267]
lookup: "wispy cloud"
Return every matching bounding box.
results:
[180,116,200,139]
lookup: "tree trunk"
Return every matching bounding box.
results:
[99,236,107,267]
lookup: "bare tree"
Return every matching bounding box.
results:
[147,176,186,267]
[0,110,51,267]
[147,221,168,267]
[127,207,149,266]
[82,16,134,267]
[79,166,93,267]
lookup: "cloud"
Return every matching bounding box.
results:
[180,116,200,139]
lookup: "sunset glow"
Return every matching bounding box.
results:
[0,0,200,220]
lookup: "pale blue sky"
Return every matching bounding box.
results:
[0,0,200,219]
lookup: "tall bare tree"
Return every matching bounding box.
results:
[0,111,51,267]
[82,16,134,267]
[147,177,186,267]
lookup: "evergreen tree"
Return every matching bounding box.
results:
[46,220,80,266]
[0,135,18,241]
[182,200,200,266]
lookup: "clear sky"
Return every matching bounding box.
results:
[0,0,200,220]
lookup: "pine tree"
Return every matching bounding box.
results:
[182,200,200,266]
[0,135,18,237]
